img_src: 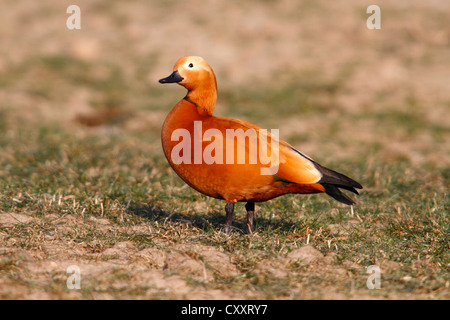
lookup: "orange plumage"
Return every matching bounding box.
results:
[159,56,362,234]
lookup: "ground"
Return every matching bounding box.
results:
[0,0,449,299]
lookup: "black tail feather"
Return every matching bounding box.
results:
[321,183,356,205]
[332,184,360,195]
[314,162,363,205]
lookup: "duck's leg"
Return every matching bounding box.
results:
[245,202,255,234]
[224,202,235,235]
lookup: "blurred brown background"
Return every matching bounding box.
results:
[1,0,449,168]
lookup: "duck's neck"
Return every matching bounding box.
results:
[185,80,217,117]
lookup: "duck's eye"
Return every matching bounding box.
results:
[188,63,194,68]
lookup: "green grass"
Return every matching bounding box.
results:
[1,76,448,298]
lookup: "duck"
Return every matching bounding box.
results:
[159,56,362,234]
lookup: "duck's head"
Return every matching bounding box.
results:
[159,56,217,115]
[159,56,216,90]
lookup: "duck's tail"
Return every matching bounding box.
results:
[314,162,363,205]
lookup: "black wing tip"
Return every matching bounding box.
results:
[321,183,358,206]
[352,181,363,190]
[314,163,362,189]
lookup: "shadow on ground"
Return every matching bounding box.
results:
[126,201,308,235]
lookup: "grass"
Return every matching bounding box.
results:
[0,0,449,299]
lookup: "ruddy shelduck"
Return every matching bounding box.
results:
[159,56,362,234]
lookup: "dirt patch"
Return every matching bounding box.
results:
[0,209,241,299]
[0,212,35,226]
[286,244,324,264]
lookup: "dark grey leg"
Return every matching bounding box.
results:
[245,202,255,234]
[224,202,235,235]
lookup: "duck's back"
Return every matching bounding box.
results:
[161,99,326,203]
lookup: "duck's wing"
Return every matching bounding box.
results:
[214,117,323,185]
